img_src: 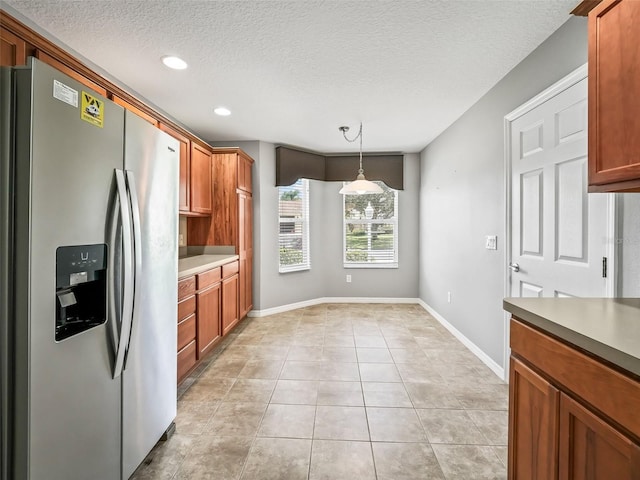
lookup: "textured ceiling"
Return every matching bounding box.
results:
[4,0,576,153]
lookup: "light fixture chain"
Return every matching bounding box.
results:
[340,123,364,173]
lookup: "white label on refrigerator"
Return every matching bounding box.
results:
[53,80,78,107]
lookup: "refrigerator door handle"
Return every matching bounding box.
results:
[107,186,121,359]
[122,170,142,370]
[113,169,134,379]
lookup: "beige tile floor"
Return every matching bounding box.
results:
[132,304,508,480]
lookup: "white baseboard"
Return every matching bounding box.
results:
[248,297,420,318]
[247,298,325,317]
[418,300,505,381]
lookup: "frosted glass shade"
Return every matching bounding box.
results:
[339,173,383,195]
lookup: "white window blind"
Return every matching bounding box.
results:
[279,179,310,272]
[343,182,398,268]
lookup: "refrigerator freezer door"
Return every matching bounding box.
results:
[122,111,178,478]
[1,67,13,480]
[12,60,123,479]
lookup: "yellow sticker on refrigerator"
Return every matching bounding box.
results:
[80,91,104,128]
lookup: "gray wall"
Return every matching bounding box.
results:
[419,17,589,368]
[617,195,640,296]
[214,142,420,311]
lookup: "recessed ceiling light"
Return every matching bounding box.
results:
[214,107,231,116]
[161,56,187,70]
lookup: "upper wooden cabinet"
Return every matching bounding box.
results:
[211,148,254,245]
[35,50,107,96]
[588,0,640,192]
[238,154,253,193]
[190,143,213,215]
[112,95,158,126]
[159,125,214,217]
[159,123,191,213]
[0,27,29,66]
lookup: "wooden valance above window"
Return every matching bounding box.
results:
[275,146,404,190]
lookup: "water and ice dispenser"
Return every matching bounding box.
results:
[55,244,107,341]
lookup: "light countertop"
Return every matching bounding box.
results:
[504,297,640,377]
[178,254,238,279]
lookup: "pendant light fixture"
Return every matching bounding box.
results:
[338,123,383,195]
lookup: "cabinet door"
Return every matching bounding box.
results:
[238,154,252,193]
[238,192,252,317]
[159,124,190,213]
[35,50,107,96]
[509,357,559,480]
[588,0,640,190]
[221,274,239,335]
[559,394,640,479]
[112,95,158,126]
[196,283,221,358]
[177,340,197,384]
[0,27,28,66]
[190,143,212,215]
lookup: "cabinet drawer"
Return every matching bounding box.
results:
[511,318,640,440]
[178,276,196,300]
[178,295,196,321]
[222,260,239,278]
[197,267,221,290]
[177,314,196,351]
[177,340,197,383]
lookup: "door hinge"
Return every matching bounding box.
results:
[602,257,608,278]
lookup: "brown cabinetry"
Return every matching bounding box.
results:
[213,149,253,317]
[176,259,239,385]
[509,318,640,479]
[196,268,221,358]
[112,94,158,126]
[177,277,197,384]
[588,0,640,192]
[190,143,213,215]
[36,50,108,96]
[221,260,240,335]
[559,394,640,479]
[159,124,191,213]
[0,27,29,66]
[187,148,253,319]
[508,358,559,480]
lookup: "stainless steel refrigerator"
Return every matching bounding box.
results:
[1,58,178,479]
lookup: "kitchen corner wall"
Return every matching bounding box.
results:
[212,141,420,311]
[419,17,590,369]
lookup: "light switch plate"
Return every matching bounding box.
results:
[485,235,497,250]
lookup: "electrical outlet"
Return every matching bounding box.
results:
[346,274,352,283]
[485,235,497,250]
[447,291,451,303]
[179,234,185,246]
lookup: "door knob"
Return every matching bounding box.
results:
[509,263,520,272]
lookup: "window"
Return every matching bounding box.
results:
[343,182,398,268]
[279,179,310,272]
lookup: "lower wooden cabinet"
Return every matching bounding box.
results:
[196,282,221,358]
[177,340,196,384]
[559,394,640,480]
[177,259,243,385]
[222,273,239,336]
[509,318,640,479]
[508,358,559,480]
[177,277,197,384]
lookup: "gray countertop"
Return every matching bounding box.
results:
[504,298,640,377]
[178,254,239,279]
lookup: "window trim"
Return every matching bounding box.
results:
[342,183,399,269]
[278,179,311,273]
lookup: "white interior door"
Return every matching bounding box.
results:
[509,73,612,299]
